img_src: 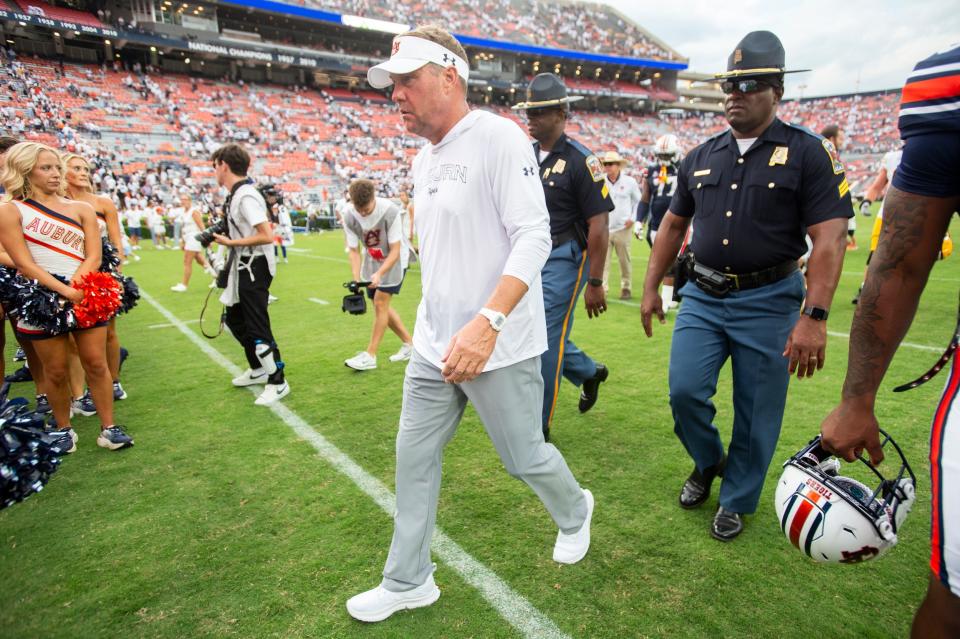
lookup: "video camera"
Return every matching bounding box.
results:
[342,281,372,315]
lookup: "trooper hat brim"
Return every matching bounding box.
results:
[511,95,584,110]
[714,67,810,79]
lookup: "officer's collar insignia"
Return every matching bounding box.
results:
[821,139,845,175]
[553,158,566,174]
[769,146,789,166]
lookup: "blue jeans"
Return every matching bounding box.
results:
[540,239,598,429]
[668,271,805,514]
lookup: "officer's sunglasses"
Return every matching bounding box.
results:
[720,79,773,94]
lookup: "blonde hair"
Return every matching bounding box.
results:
[61,152,94,195]
[1,142,61,202]
[406,25,469,93]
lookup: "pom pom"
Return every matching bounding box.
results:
[118,275,140,314]
[99,238,121,274]
[73,271,122,328]
[0,391,70,511]
[15,276,75,334]
[0,266,24,316]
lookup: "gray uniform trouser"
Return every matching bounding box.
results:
[381,349,589,592]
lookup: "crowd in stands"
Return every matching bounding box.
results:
[1,47,900,225]
[291,0,678,60]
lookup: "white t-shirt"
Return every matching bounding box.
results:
[343,197,407,286]
[219,183,275,305]
[605,173,642,231]
[411,109,551,372]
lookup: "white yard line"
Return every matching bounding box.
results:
[140,289,571,639]
[307,298,330,305]
[147,318,200,329]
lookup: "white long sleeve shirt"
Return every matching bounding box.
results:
[605,173,642,231]
[411,109,551,372]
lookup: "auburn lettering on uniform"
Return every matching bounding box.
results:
[23,216,85,253]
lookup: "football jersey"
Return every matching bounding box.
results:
[342,197,407,287]
[898,44,960,138]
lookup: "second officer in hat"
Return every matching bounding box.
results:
[640,31,852,541]
[514,73,615,441]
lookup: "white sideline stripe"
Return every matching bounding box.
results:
[139,288,571,639]
[308,297,330,305]
[606,299,942,352]
[147,318,199,329]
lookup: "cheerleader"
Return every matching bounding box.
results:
[0,142,133,450]
[63,153,131,401]
[171,192,214,291]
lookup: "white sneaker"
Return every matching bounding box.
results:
[255,381,290,405]
[268,294,278,304]
[133,254,141,261]
[345,351,377,371]
[389,343,413,363]
[346,575,440,622]
[170,283,187,292]
[553,488,594,564]
[232,367,267,387]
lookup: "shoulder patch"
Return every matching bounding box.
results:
[586,155,605,182]
[821,138,845,175]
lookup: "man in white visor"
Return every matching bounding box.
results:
[346,25,593,623]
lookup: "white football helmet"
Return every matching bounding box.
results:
[654,134,681,163]
[775,430,916,564]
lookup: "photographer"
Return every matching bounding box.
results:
[210,144,289,406]
[342,178,413,371]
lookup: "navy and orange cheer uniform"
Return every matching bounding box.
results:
[13,198,85,338]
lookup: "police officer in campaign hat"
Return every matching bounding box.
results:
[640,31,852,541]
[513,73,615,441]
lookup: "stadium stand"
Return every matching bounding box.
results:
[285,0,680,60]
[0,48,900,209]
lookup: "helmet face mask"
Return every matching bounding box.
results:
[775,430,916,564]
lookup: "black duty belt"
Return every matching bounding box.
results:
[688,258,798,297]
[551,228,579,248]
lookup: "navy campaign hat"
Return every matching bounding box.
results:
[511,73,584,110]
[714,31,810,79]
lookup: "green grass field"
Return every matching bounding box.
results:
[1,207,957,638]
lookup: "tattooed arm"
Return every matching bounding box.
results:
[820,186,959,464]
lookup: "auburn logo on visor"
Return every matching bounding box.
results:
[391,39,401,56]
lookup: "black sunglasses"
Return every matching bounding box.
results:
[720,79,773,95]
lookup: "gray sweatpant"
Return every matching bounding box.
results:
[381,350,588,591]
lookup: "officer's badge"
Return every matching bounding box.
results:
[769,146,789,166]
[734,49,743,64]
[821,139,845,175]
[586,155,604,182]
[553,158,566,174]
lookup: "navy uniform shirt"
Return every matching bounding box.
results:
[534,133,614,236]
[669,118,853,273]
[644,161,680,231]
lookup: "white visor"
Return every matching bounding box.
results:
[367,34,470,89]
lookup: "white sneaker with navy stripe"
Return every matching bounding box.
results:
[232,368,267,387]
[255,381,290,405]
[97,425,134,450]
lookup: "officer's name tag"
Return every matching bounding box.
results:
[693,169,711,176]
[769,146,789,166]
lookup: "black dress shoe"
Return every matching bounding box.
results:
[711,507,743,541]
[679,455,725,509]
[578,364,609,413]
[5,365,32,383]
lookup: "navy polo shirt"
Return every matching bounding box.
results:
[534,133,614,236]
[669,118,853,273]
